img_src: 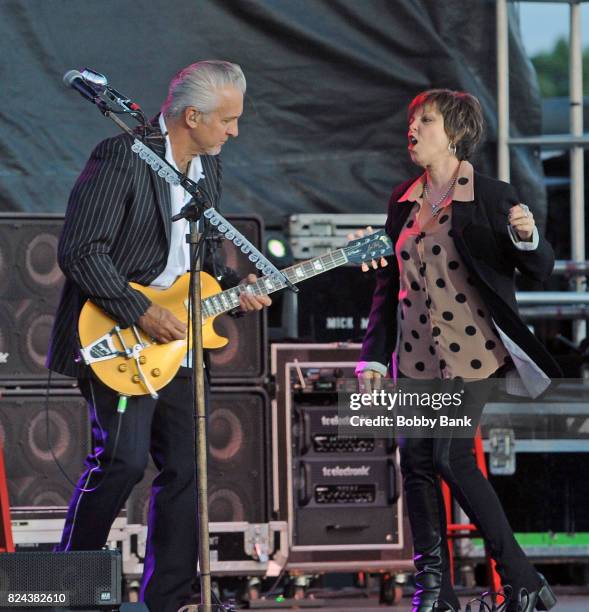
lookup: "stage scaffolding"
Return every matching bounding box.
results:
[498,0,589,340]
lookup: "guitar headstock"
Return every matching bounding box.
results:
[344,228,393,270]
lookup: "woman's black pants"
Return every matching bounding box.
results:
[398,379,541,606]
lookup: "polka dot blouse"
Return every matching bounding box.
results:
[395,161,510,379]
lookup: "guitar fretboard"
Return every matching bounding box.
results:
[202,248,349,319]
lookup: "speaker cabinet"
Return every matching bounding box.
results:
[207,215,267,383]
[0,550,121,608]
[0,391,89,512]
[0,213,265,384]
[297,267,377,343]
[0,215,65,382]
[127,386,270,526]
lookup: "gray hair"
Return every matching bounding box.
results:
[161,60,246,118]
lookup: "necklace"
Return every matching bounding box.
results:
[423,176,457,214]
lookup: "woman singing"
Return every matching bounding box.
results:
[356,90,560,612]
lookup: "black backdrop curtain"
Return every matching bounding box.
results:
[0,0,545,227]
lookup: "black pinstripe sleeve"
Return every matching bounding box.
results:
[57,137,151,327]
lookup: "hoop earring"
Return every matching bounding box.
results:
[448,141,457,156]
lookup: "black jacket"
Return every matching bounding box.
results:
[360,171,562,381]
[47,121,239,378]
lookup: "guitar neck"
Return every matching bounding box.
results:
[202,248,350,318]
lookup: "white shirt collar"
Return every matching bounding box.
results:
[158,114,204,188]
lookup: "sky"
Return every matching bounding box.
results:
[518,2,589,56]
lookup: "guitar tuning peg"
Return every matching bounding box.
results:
[366,226,373,233]
[371,259,378,269]
[361,262,369,272]
[347,232,355,241]
[380,257,388,267]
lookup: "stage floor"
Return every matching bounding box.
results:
[242,594,589,611]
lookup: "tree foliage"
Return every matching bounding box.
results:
[531,37,589,97]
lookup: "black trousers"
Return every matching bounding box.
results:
[58,369,200,612]
[398,378,541,596]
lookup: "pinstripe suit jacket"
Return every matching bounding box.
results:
[47,119,239,378]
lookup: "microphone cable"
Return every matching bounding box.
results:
[44,369,126,494]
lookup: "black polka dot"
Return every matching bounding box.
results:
[448,229,455,238]
[448,261,459,270]
[429,345,436,355]
[440,359,447,369]
[415,236,421,244]
[450,343,461,352]
[471,359,482,369]
[420,232,426,238]
[411,281,420,291]
[477,309,485,317]
[411,330,420,339]
[403,298,412,307]
[442,311,454,321]
[439,214,449,224]
[465,326,477,336]
[458,177,469,185]
[436,278,446,288]
[404,342,412,352]
[419,314,428,324]
[419,265,427,276]
[415,362,425,372]
[425,298,432,308]
[485,340,496,350]
[432,245,441,255]
[401,251,410,260]
[455,293,467,303]
[406,220,414,228]
[432,326,441,337]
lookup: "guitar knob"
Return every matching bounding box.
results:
[139,355,147,364]
[151,368,161,377]
[118,363,128,372]
[132,375,141,383]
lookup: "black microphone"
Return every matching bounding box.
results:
[63,70,101,103]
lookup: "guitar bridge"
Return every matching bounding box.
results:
[131,343,159,399]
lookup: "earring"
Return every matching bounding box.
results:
[448,141,457,156]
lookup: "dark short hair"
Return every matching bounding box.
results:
[408,89,484,160]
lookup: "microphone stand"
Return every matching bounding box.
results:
[176,199,216,612]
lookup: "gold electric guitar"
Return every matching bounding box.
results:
[78,229,392,397]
